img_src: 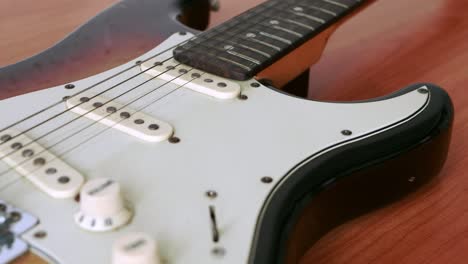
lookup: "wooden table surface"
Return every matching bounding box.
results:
[1,0,468,263]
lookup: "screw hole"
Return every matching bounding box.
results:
[34,231,47,239]
[261,177,273,184]
[206,190,218,198]
[341,130,352,136]
[239,94,248,100]
[168,137,181,144]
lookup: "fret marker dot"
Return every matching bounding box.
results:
[204,79,214,83]
[80,97,90,103]
[270,20,279,25]
[293,7,304,12]
[217,82,227,88]
[246,33,256,38]
[224,45,234,50]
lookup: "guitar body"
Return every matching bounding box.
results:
[0,0,459,263]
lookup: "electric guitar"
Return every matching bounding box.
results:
[0,0,454,263]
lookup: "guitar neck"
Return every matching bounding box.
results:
[173,0,365,80]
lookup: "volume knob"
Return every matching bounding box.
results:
[112,233,160,264]
[74,178,132,232]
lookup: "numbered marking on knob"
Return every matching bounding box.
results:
[0,130,84,199]
[75,178,132,232]
[66,95,173,142]
[140,58,241,99]
[112,233,159,264]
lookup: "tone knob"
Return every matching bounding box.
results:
[74,178,132,232]
[112,233,159,264]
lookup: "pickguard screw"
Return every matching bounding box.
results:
[408,177,416,183]
[250,83,260,88]
[206,190,218,199]
[135,60,142,65]
[34,231,47,239]
[418,88,429,94]
[169,137,181,144]
[10,211,21,222]
[341,130,353,136]
[239,94,248,100]
[64,84,75,89]
[179,32,187,36]
[261,177,273,184]
[212,247,226,257]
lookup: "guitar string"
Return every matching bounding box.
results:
[0,68,202,192]
[0,39,190,145]
[0,56,186,165]
[0,10,270,166]
[0,61,189,177]
[0,0,288,144]
[0,0,314,188]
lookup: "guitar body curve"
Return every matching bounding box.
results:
[0,1,457,263]
[0,0,197,100]
[252,84,453,263]
[0,32,454,263]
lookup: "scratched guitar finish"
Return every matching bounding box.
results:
[0,32,432,263]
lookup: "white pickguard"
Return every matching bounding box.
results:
[0,33,429,263]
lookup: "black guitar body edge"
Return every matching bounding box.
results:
[251,83,453,263]
[0,1,455,263]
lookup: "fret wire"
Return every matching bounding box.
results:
[194,39,268,66]
[173,0,365,80]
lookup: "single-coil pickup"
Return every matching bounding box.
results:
[140,58,241,99]
[0,130,84,199]
[66,95,173,142]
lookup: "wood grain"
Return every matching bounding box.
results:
[303,0,468,263]
[0,0,467,264]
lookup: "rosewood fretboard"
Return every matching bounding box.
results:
[173,0,364,80]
